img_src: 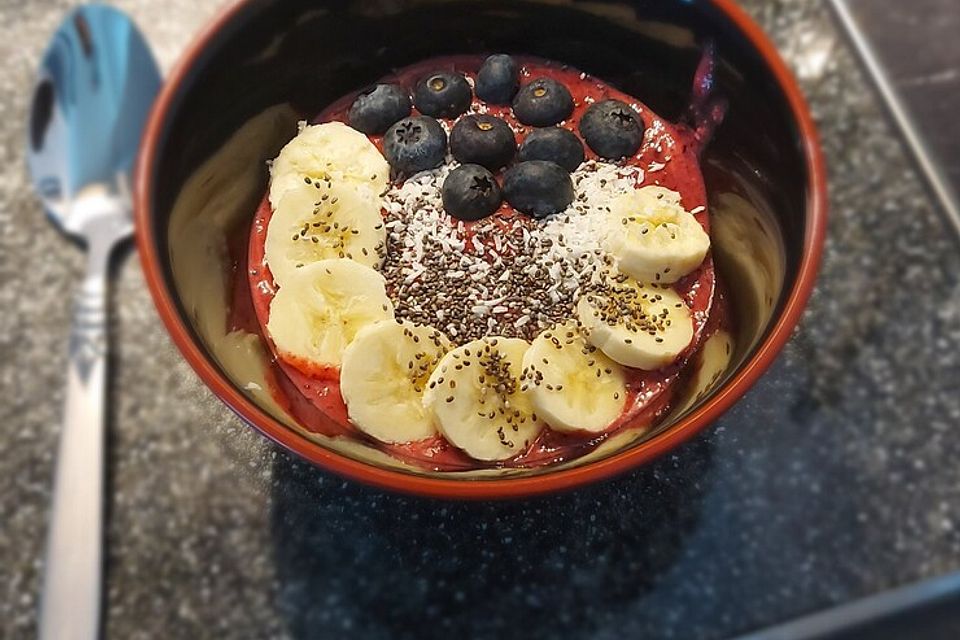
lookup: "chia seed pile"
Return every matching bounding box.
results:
[380,159,644,343]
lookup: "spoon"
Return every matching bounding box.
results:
[26,6,160,639]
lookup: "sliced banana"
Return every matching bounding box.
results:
[266,259,395,372]
[340,320,452,444]
[269,121,390,209]
[576,270,693,370]
[522,321,627,434]
[605,186,710,284]
[264,181,386,287]
[423,338,542,462]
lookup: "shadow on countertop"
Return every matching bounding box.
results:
[268,436,713,639]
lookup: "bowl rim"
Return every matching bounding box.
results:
[134,0,828,500]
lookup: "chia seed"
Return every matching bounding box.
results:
[379,160,645,344]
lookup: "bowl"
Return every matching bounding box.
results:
[135,0,826,499]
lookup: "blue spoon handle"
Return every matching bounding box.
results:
[39,192,128,640]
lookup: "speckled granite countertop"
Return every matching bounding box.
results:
[2,1,959,639]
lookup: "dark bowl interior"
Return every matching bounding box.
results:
[141,0,815,488]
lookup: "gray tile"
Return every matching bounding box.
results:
[846,0,960,187]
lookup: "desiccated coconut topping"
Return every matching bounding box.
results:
[379,159,644,344]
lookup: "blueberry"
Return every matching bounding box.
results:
[512,78,574,127]
[476,54,519,105]
[413,71,472,118]
[517,127,584,172]
[348,84,411,134]
[383,116,448,175]
[442,164,502,221]
[449,115,516,170]
[578,99,644,159]
[503,161,574,218]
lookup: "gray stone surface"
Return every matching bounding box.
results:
[1,1,959,639]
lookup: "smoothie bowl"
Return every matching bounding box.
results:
[136,0,826,498]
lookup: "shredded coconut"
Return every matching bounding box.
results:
[379,159,644,344]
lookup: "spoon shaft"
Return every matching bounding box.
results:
[39,240,113,640]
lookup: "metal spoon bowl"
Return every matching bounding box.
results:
[26,6,160,639]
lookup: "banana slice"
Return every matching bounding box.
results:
[522,321,627,434]
[266,259,395,372]
[269,121,390,209]
[605,186,710,284]
[264,181,386,287]
[340,320,452,444]
[576,270,693,370]
[424,338,543,462]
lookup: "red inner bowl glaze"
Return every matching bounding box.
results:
[134,0,828,499]
[237,56,732,471]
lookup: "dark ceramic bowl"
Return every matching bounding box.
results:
[135,0,826,498]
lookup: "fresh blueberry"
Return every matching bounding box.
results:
[512,78,574,127]
[476,54,519,105]
[413,71,472,118]
[578,99,644,159]
[347,84,411,134]
[442,164,502,221]
[449,115,516,170]
[517,127,584,172]
[503,161,574,218]
[383,116,448,175]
